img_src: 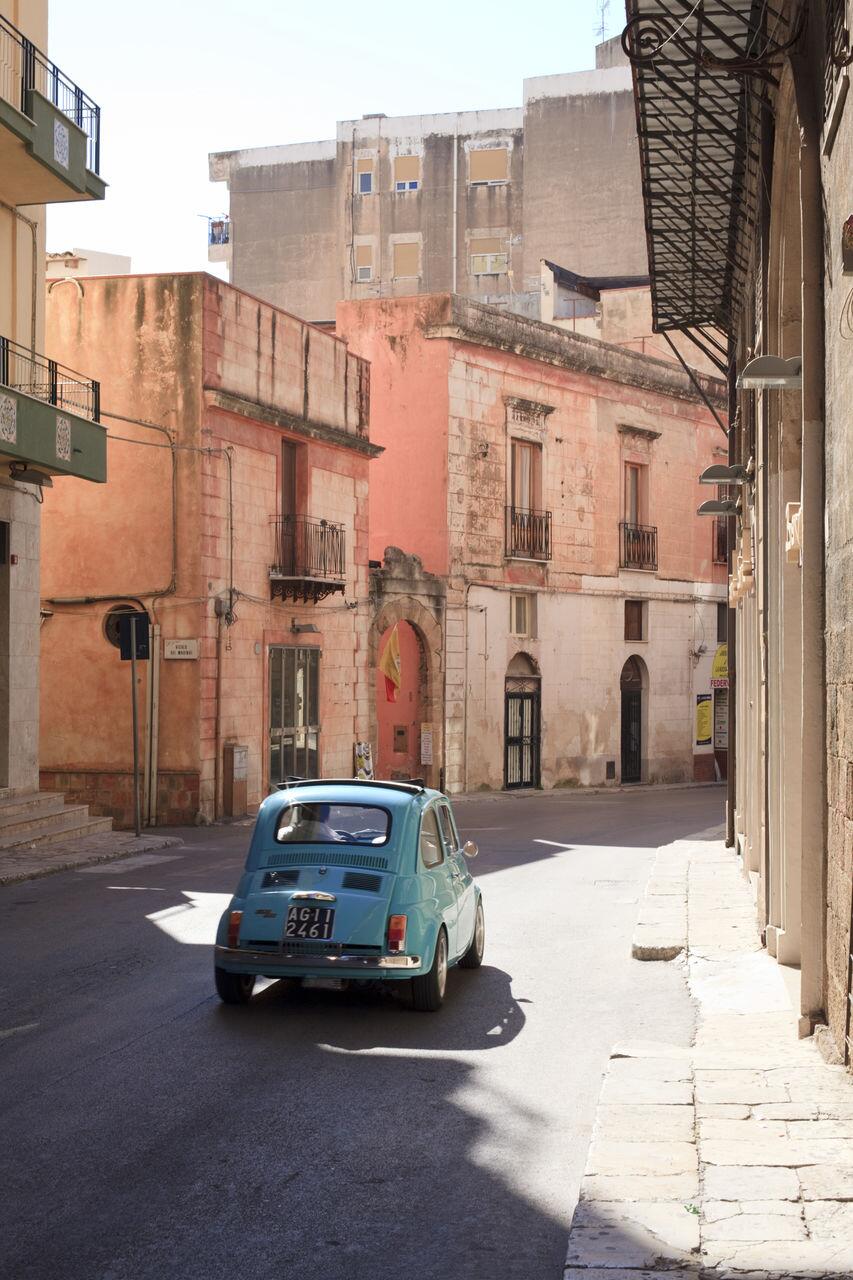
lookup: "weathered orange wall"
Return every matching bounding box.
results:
[42,273,374,825]
[336,296,451,576]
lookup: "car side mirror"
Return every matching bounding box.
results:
[462,839,478,859]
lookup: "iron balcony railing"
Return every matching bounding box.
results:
[0,13,101,174]
[620,521,658,571]
[506,506,552,561]
[270,514,346,580]
[208,219,230,246]
[0,335,100,421]
[713,517,728,565]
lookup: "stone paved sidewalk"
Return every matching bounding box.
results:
[564,834,853,1279]
[0,831,183,885]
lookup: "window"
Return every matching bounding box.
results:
[510,593,537,638]
[419,808,444,867]
[393,241,419,279]
[393,154,420,191]
[393,725,408,753]
[355,244,373,282]
[470,236,509,275]
[625,463,640,524]
[624,462,650,525]
[469,147,508,184]
[511,439,542,512]
[274,803,390,845]
[437,805,458,853]
[625,600,645,642]
[356,158,373,194]
[717,602,727,644]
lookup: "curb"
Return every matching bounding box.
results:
[0,834,184,886]
[453,782,726,803]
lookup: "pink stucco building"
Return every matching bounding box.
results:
[40,273,378,825]
[338,293,728,792]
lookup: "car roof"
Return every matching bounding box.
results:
[259,779,446,813]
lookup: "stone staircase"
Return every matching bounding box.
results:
[0,790,113,850]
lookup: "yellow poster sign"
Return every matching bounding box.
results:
[711,643,728,689]
[696,694,712,747]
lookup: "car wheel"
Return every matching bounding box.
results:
[215,966,255,1005]
[458,900,485,969]
[411,928,447,1012]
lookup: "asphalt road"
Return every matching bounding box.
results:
[2,786,722,1280]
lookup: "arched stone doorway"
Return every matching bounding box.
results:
[504,652,541,789]
[376,620,423,781]
[369,599,443,790]
[620,655,648,783]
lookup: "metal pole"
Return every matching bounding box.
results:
[130,615,141,837]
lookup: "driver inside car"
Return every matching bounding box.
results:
[292,802,342,842]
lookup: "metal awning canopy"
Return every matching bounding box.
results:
[623,1,802,367]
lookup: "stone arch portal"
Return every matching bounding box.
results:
[368,550,445,790]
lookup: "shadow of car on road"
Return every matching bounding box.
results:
[212,963,528,1054]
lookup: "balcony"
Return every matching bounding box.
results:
[713,517,728,565]
[620,522,658,572]
[0,336,106,483]
[269,514,346,603]
[506,506,552,561]
[0,13,104,205]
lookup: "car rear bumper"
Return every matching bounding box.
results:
[215,944,422,974]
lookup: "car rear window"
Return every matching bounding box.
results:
[274,802,391,846]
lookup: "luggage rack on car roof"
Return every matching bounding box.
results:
[273,777,427,796]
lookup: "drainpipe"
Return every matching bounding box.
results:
[214,610,224,820]
[726,354,737,849]
[791,43,827,1034]
[452,125,459,295]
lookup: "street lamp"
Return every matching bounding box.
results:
[737,355,802,390]
[698,463,749,485]
[697,498,738,517]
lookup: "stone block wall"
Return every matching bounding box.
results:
[822,88,853,1057]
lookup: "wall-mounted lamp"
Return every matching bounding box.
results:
[291,620,319,634]
[9,463,53,487]
[699,463,749,485]
[737,355,802,390]
[697,498,739,517]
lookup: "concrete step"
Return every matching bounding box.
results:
[0,807,113,850]
[0,791,68,822]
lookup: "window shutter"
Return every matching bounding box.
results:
[393,242,419,278]
[469,148,508,183]
[394,155,419,184]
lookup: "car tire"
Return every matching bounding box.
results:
[458,899,485,969]
[215,966,255,1005]
[411,928,447,1012]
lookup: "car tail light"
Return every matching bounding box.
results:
[387,914,407,953]
[227,910,243,948]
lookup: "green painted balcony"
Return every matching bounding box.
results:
[0,14,104,205]
[0,336,106,484]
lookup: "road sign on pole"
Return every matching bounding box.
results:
[118,611,149,836]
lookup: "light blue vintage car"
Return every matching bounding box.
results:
[214,779,484,1011]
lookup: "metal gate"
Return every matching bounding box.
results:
[504,680,540,789]
[621,690,642,783]
[269,646,320,786]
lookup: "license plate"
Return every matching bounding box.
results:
[284,905,335,940]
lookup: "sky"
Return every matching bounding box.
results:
[46,0,624,277]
